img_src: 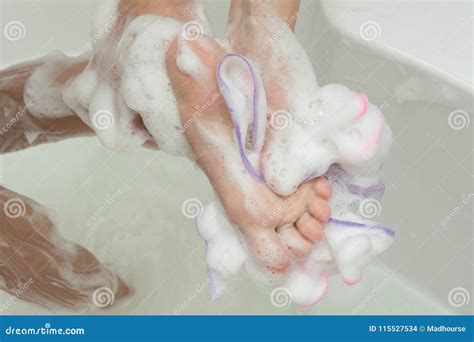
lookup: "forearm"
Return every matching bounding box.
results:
[0,0,200,154]
[0,58,93,154]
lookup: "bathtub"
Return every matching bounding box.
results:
[0,0,472,315]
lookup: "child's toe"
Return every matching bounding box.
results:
[309,198,331,223]
[295,212,324,243]
[313,177,332,200]
[277,224,313,259]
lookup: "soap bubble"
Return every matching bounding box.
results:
[181,21,203,41]
[448,109,470,130]
[4,21,26,41]
[270,110,292,130]
[448,287,470,308]
[309,98,325,110]
[92,287,115,308]
[92,110,115,130]
[3,198,26,219]
[359,21,381,41]
[358,198,381,218]
[309,101,318,110]
[181,198,204,218]
[270,287,292,307]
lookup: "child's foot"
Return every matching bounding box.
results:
[227,3,390,196]
[166,36,331,277]
[226,1,323,196]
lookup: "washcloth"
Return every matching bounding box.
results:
[196,54,394,306]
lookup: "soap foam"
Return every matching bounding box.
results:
[118,15,190,155]
[23,52,78,119]
[64,1,212,152]
[67,1,152,150]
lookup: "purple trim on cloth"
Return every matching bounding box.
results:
[371,223,396,237]
[328,217,395,237]
[207,266,218,301]
[346,181,385,199]
[217,54,265,183]
[328,218,365,227]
